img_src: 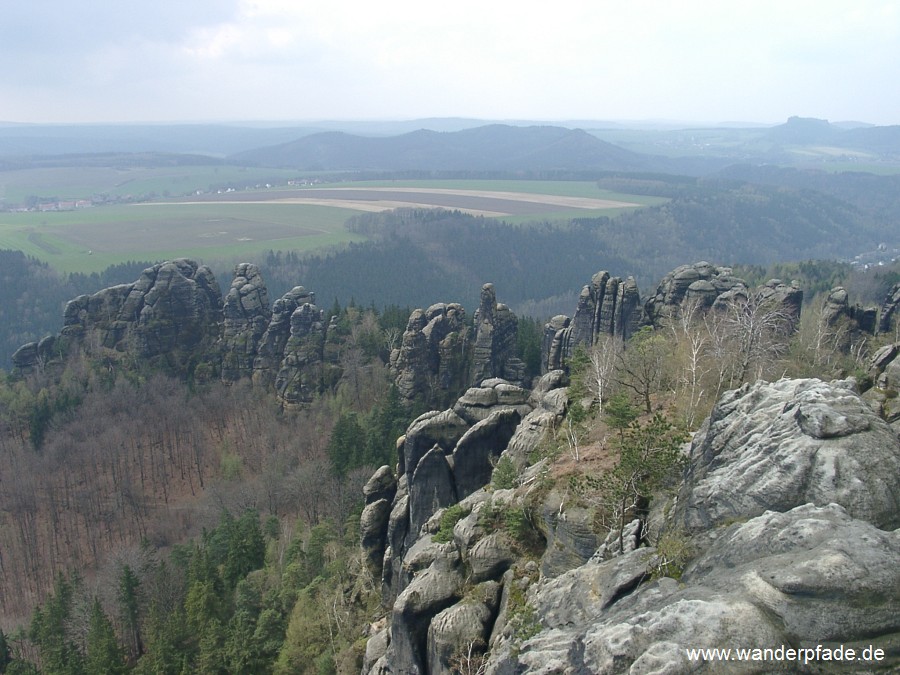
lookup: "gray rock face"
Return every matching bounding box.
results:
[60,259,223,372]
[676,378,900,532]
[273,300,327,406]
[820,286,878,352]
[541,271,642,373]
[390,284,526,408]
[220,263,271,382]
[644,262,803,331]
[487,378,900,674]
[536,490,600,579]
[452,408,521,499]
[426,581,500,675]
[390,303,471,406]
[471,283,523,386]
[251,286,318,388]
[386,551,465,675]
[878,281,900,334]
[11,335,59,373]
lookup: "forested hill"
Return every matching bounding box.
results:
[257,180,879,316]
[229,125,651,172]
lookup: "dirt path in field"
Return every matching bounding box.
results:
[164,186,639,216]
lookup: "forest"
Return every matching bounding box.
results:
[0,239,893,673]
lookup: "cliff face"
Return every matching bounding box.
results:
[11,260,328,407]
[359,263,900,675]
[389,283,526,408]
[541,271,642,373]
[361,376,900,675]
[25,259,225,374]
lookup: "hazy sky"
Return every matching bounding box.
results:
[2,0,897,125]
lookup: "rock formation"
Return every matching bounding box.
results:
[470,283,525,386]
[541,270,642,373]
[489,378,900,673]
[389,284,525,408]
[818,286,878,352]
[389,303,471,407]
[30,259,224,375]
[220,263,271,382]
[878,281,900,335]
[644,261,803,329]
[360,372,573,673]
[256,287,328,406]
[362,376,900,674]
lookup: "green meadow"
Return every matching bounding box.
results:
[0,202,364,274]
[0,174,661,274]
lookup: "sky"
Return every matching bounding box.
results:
[1,0,898,126]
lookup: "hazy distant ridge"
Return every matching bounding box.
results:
[229,124,651,172]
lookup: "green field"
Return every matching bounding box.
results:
[0,202,364,273]
[0,166,325,204]
[0,176,662,274]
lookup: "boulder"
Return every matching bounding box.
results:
[426,581,500,675]
[386,553,465,675]
[676,378,900,532]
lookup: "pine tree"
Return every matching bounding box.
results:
[85,599,127,675]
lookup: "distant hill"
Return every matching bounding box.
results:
[766,116,900,156]
[229,124,651,172]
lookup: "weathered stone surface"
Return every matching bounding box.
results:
[820,286,877,352]
[676,378,900,532]
[251,285,318,388]
[271,300,327,406]
[469,531,518,582]
[504,370,569,468]
[645,262,803,332]
[220,263,270,382]
[426,582,500,675]
[528,504,900,675]
[401,409,469,478]
[408,446,457,542]
[452,380,532,426]
[878,281,900,334]
[58,259,223,373]
[390,303,470,406]
[387,553,465,675]
[541,271,642,373]
[471,283,523,386]
[361,499,393,577]
[11,335,59,373]
[364,465,398,504]
[452,408,521,499]
[536,489,600,578]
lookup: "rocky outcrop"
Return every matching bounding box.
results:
[390,303,471,406]
[246,285,328,405]
[220,263,271,382]
[878,281,900,335]
[360,371,575,674]
[819,286,878,352]
[11,260,337,408]
[644,261,803,329]
[470,283,525,385]
[488,377,900,673]
[677,377,900,531]
[11,335,60,373]
[390,284,526,408]
[59,259,223,373]
[541,271,642,373]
